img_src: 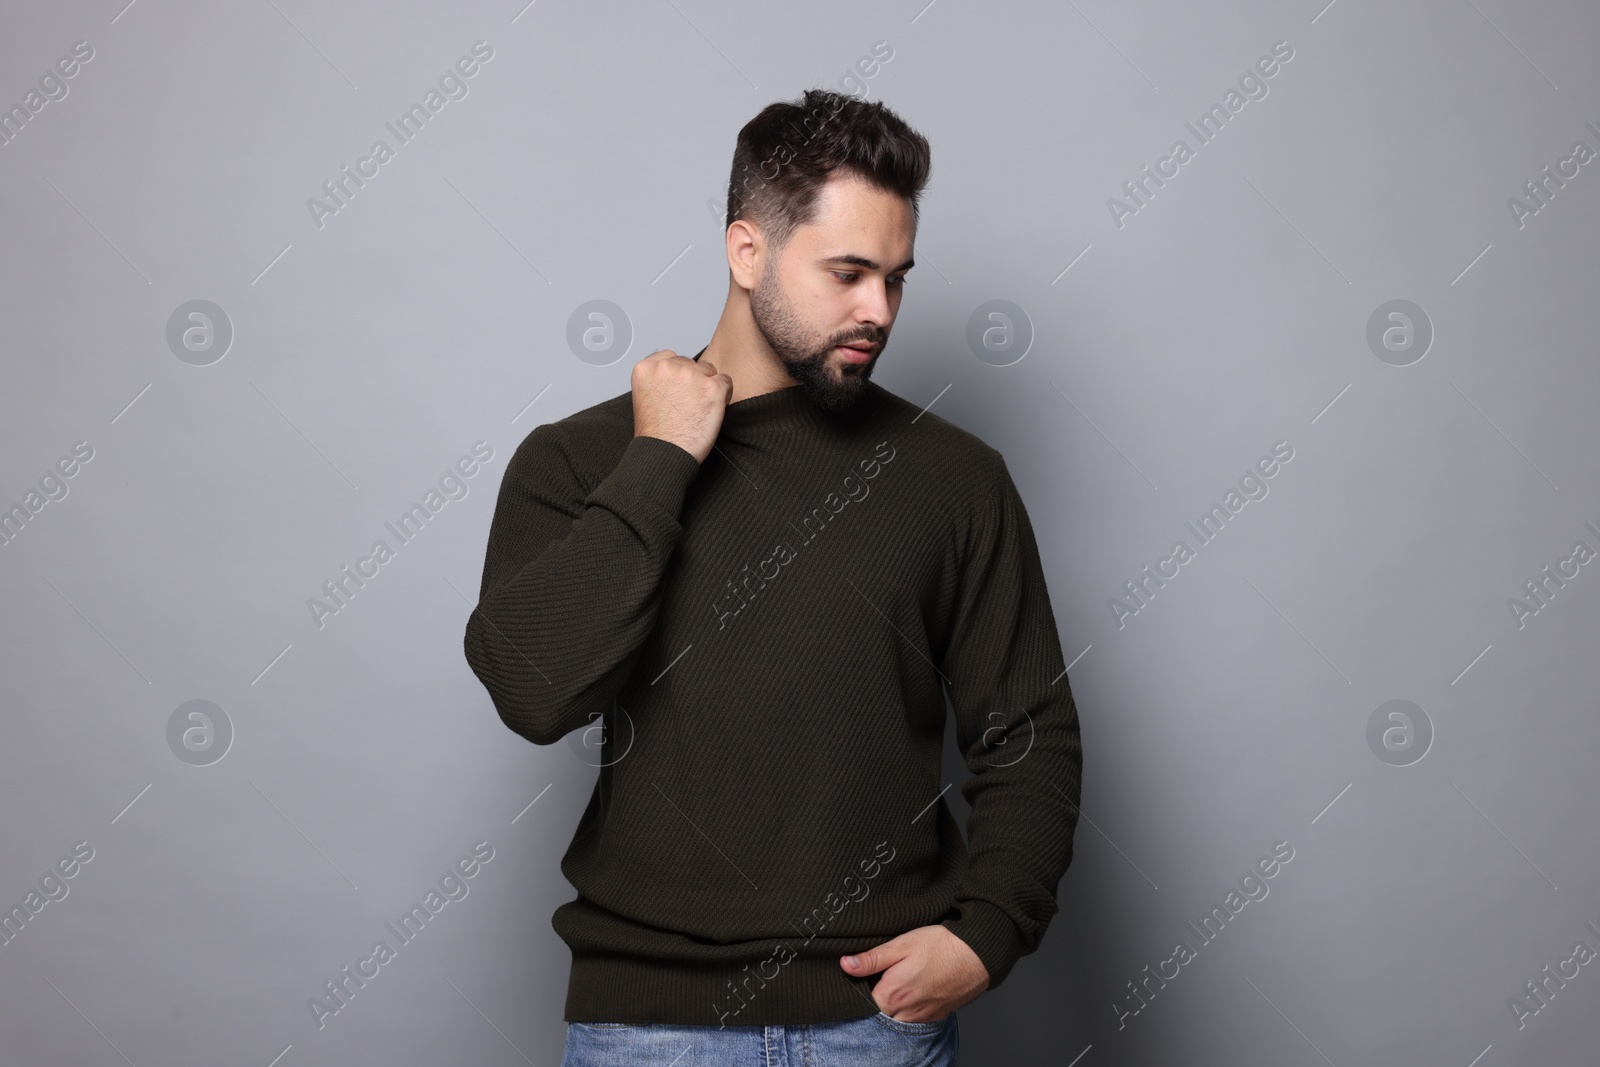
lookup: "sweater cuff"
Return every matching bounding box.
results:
[941,898,1028,990]
[586,434,702,519]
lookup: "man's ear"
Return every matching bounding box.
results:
[726,218,765,291]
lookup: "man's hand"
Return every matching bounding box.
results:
[631,348,732,464]
[840,925,990,1022]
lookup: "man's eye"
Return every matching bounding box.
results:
[832,272,908,287]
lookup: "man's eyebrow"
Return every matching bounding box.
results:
[821,253,915,273]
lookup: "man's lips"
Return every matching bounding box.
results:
[834,343,877,364]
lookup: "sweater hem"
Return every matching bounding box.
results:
[563,950,886,1026]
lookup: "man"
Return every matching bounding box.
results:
[464,88,1082,1066]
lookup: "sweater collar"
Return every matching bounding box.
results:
[690,344,877,436]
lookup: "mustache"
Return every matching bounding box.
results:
[833,333,885,348]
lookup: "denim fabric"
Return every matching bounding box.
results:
[558,1010,959,1066]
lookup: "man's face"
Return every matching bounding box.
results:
[748,172,916,413]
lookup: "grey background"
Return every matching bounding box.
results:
[3,0,1597,1064]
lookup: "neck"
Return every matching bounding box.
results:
[700,284,800,404]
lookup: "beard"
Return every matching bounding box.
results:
[749,265,883,414]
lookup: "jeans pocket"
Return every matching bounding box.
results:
[871,1010,949,1035]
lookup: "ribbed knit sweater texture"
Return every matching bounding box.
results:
[463,352,1083,1026]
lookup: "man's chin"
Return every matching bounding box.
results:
[807,364,872,412]
[777,346,876,412]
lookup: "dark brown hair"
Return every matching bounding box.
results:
[725,88,931,257]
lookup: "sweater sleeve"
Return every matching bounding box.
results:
[938,463,1083,990]
[463,423,702,745]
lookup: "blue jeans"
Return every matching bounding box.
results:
[559,1010,959,1066]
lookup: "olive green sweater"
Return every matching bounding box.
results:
[463,355,1082,1025]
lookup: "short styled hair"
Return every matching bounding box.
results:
[725,88,931,257]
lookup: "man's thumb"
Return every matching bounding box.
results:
[841,939,900,976]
